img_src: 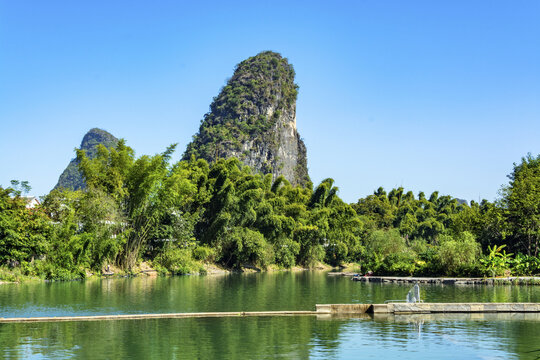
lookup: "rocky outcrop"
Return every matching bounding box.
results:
[54,128,119,190]
[183,51,309,186]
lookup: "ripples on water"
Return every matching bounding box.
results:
[1,272,539,359]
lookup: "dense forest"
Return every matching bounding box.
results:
[1,139,539,281]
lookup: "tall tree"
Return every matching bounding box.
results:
[0,186,50,264]
[501,153,540,256]
[77,141,185,269]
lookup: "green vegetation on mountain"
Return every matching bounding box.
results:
[54,128,119,191]
[184,51,309,186]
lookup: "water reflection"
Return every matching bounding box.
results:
[1,273,540,359]
[525,349,540,360]
[2,273,540,318]
[390,312,540,322]
[1,311,540,359]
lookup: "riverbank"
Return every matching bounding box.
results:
[4,262,540,286]
[0,261,339,284]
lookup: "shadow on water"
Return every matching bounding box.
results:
[524,349,540,360]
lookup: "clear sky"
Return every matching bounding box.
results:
[1,1,539,203]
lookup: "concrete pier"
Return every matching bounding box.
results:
[315,303,540,314]
[327,273,540,285]
[315,304,372,314]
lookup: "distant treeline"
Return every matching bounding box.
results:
[1,141,539,280]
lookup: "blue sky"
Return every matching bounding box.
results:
[1,1,539,203]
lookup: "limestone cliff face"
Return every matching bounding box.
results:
[183,51,309,186]
[54,128,118,191]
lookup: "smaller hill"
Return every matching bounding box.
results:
[54,128,119,191]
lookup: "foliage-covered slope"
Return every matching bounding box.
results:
[54,128,118,191]
[183,51,310,186]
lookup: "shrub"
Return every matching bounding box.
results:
[366,229,408,258]
[411,239,440,275]
[192,246,216,262]
[480,244,513,277]
[325,241,349,267]
[364,229,413,274]
[219,227,274,269]
[154,247,200,275]
[273,239,300,268]
[0,265,29,282]
[29,260,85,281]
[512,253,540,276]
[294,225,324,268]
[380,252,417,276]
[437,232,481,276]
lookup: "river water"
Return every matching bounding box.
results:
[1,272,539,359]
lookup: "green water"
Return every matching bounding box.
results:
[1,272,540,359]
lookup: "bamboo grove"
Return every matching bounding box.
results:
[1,142,540,280]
